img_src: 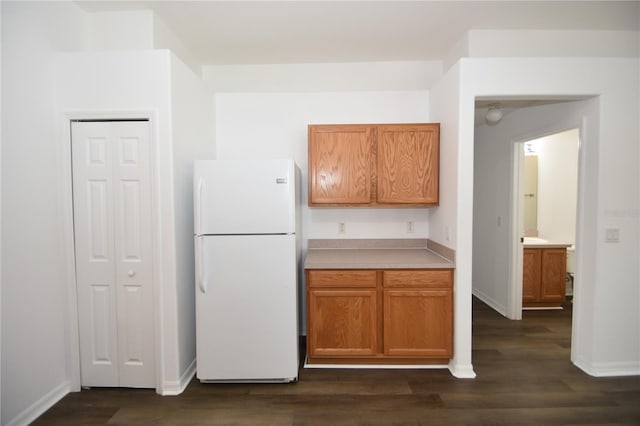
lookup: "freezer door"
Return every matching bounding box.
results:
[194,159,296,235]
[195,234,299,381]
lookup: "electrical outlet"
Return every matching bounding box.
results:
[338,223,346,234]
[406,221,414,233]
[445,225,451,241]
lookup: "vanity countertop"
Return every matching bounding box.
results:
[523,237,572,249]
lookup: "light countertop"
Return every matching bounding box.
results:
[304,239,455,270]
[523,237,572,249]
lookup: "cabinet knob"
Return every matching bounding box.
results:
[128,270,136,277]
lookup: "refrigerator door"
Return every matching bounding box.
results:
[195,234,299,382]
[194,159,296,235]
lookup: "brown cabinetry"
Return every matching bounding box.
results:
[307,271,378,357]
[377,125,439,204]
[382,270,452,357]
[306,269,452,365]
[523,248,567,307]
[307,125,374,205]
[308,123,439,206]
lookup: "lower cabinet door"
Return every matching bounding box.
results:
[383,289,452,357]
[540,248,567,303]
[523,248,542,303]
[308,289,378,357]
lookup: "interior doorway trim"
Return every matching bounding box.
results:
[61,110,161,393]
[507,140,525,320]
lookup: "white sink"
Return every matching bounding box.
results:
[523,237,572,248]
[523,237,548,244]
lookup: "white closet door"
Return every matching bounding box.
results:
[72,121,155,388]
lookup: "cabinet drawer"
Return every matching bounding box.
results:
[308,270,377,288]
[383,270,452,288]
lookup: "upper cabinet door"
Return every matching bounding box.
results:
[308,123,439,207]
[377,124,439,205]
[308,125,374,205]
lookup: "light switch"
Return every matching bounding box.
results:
[605,228,619,243]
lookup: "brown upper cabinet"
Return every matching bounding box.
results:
[308,123,439,206]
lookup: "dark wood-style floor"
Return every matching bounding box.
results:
[34,298,640,425]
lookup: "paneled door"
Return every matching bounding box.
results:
[308,125,374,205]
[72,121,155,388]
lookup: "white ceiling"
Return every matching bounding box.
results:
[75,1,639,65]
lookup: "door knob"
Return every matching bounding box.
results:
[128,270,136,277]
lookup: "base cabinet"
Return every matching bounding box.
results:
[308,289,378,357]
[306,269,453,365]
[523,249,542,303]
[523,248,567,307]
[384,289,452,357]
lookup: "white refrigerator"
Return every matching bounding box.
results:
[193,159,300,383]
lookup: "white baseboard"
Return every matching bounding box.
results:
[448,362,477,379]
[472,289,508,317]
[158,358,196,396]
[304,360,449,371]
[6,381,70,426]
[574,358,640,377]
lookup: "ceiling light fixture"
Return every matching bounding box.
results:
[486,105,503,125]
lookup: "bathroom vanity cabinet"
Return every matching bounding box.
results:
[523,246,568,308]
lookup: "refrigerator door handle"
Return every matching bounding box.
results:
[196,237,207,294]
[195,177,204,234]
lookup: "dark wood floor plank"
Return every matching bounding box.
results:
[32,297,640,425]
[248,379,413,396]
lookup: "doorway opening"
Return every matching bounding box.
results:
[471,97,592,367]
[519,129,579,309]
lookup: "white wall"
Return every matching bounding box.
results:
[446,29,640,70]
[465,57,639,376]
[87,10,154,51]
[169,55,215,382]
[429,62,476,378]
[532,128,579,244]
[204,61,441,93]
[468,30,640,59]
[1,2,87,424]
[1,3,3,420]
[85,9,202,77]
[155,16,201,77]
[472,111,512,314]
